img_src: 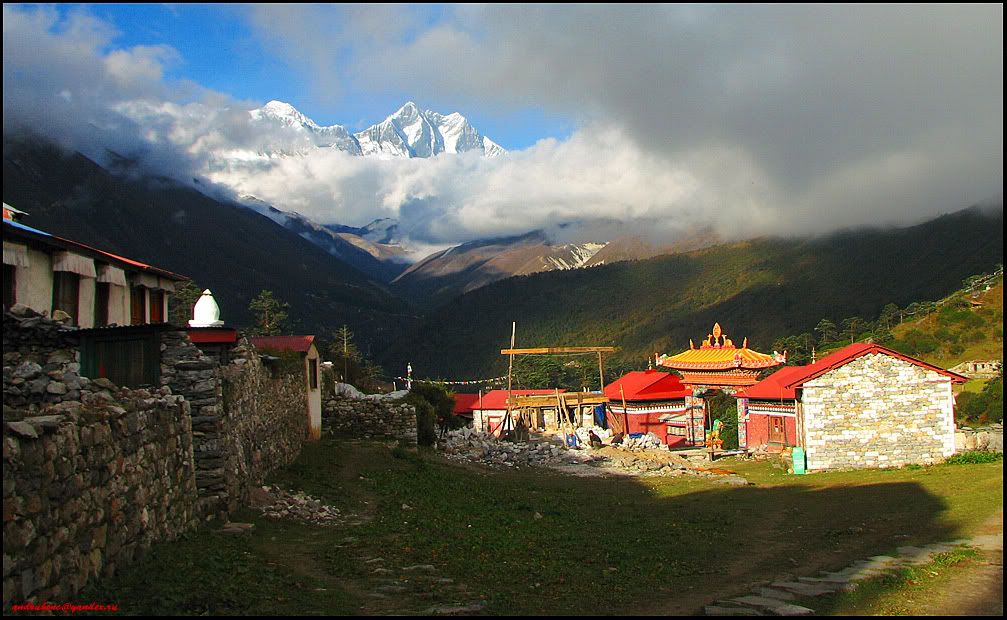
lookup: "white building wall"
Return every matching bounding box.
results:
[802,353,956,471]
[15,248,53,313]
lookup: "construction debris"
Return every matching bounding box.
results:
[440,427,749,483]
[251,485,344,525]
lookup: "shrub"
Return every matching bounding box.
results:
[944,451,1003,465]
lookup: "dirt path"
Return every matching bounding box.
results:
[923,511,1003,616]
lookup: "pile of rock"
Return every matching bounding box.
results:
[441,427,602,468]
[250,485,344,525]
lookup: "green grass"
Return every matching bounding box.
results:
[792,546,982,615]
[81,439,1003,615]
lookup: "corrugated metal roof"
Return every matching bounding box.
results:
[471,389,566,410]
[3,218,187,281]
[604,370,691,401]
[740,343,968,401]
[250,335,316,354]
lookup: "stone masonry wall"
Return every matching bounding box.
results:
[162,333,308,515]
[218,340,307,511]
[955,424,1004,453]
[3,309,309,606]
[802,353,956,471]
[4,311,197,606]
[324,396,417,443]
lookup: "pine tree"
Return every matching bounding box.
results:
[248,290,290,336]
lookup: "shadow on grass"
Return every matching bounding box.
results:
[81,438,997,616]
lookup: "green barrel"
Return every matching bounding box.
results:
[792,447,807,475]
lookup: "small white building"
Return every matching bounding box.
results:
[249,336,323,441]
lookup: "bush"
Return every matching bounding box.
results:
[944,451,1003,465]
[406,383,456,446]
[955,377,1003,425]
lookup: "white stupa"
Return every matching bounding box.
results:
[188,289,224,327]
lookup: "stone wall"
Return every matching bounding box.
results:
[3,309,310,606]
[802,353,956,471]
[162,332,308,515]
[324,395,417,443]
[4,342,197,604]
[218,341,307,510]
[955,424,1004,453]
[3,311,83,414]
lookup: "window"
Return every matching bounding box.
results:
[80,330,161,388]
[308,358,318,390]
[130,286,146,325]
[2,264,14,309]
[149,290,165,323]
[52,271,80,325]
[95,283,111,327]
[668,425,687,436]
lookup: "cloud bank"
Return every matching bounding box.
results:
[4,4,1003,253]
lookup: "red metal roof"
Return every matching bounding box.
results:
[604,370,691,402]
[188,328,239,344]
[736,366,810,400]
[740,343,968,401]
[452,393,481,415]
[250,335,316,354]
[470,389,566,411]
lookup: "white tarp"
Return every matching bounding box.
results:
[2,241,29,267]
[96,264,127,286]
[52,251,96,278]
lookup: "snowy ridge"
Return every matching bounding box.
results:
[543,243,608,271]
[248,100,504,159]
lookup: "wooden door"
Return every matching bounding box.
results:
[769,416,786,444]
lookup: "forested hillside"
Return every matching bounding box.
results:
[381,205,1003,378]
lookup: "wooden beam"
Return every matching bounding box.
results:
[500,346,617,355]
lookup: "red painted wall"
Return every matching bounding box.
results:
[625,411,692,448]
[745,413,798,447]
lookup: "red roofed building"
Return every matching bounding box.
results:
[604,370,704,447]
[737,343,967,470]
[471,389,565,436]
[250,335,322,441]
[452,393,481,421]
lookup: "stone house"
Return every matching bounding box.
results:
[3,206,186,327]
[736,343,967,470]
[249,336,322,440]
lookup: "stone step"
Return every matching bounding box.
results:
[770,581,837,596]
[757,587,795,601]
[705,605,763,616]
[725,597,814,617]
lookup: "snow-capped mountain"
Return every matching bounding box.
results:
[247,100,504,159]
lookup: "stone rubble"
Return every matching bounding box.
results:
[441,427,601,468]
[251,485,345,525]
[440,427,749,483]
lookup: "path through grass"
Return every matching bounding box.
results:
[82,439,1003,615]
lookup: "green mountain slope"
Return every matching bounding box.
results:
[2,137,415,350]
[381,205,1003,378]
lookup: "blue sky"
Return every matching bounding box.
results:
[69,3,573,149]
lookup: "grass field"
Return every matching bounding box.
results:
[81,439,1003,615]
